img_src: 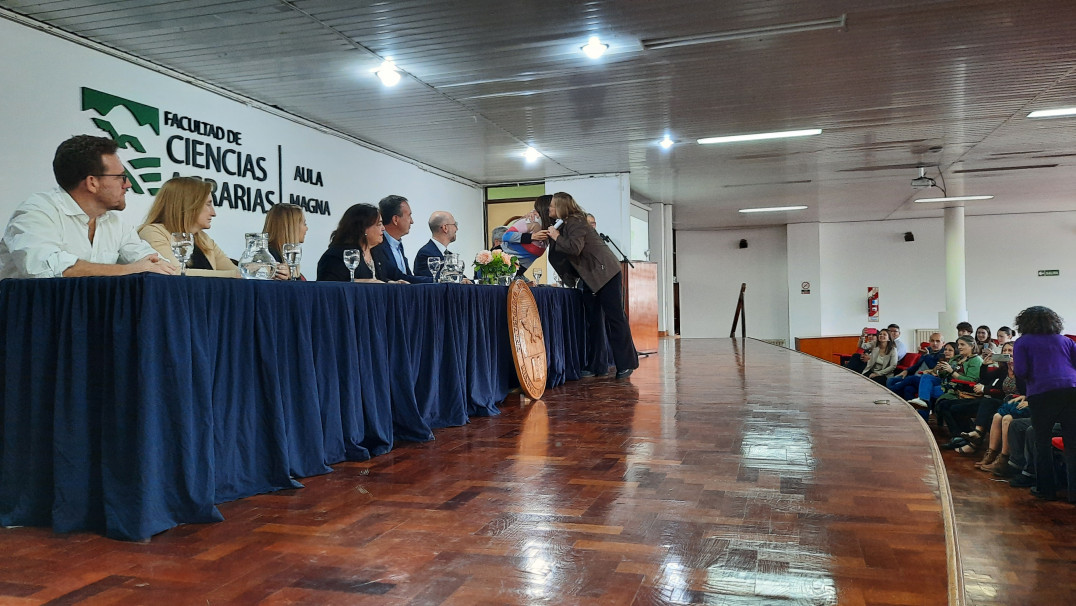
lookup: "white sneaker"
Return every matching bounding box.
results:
[908,398,928,409]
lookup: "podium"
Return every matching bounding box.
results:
[622,261,658,354]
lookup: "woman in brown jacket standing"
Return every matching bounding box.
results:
[545,192,639,379]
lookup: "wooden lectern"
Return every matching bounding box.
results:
[622,261,658,354]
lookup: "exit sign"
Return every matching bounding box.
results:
[1038,269,1060,277]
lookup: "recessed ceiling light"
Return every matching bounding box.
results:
[738,205,808,213]
[581,36,609,59]
[523,146,541,162]
[1028,107,1076,118]
[698,129,822,144]
[660,135,674,149]
[375,59,401,87]
[914,195,994,203]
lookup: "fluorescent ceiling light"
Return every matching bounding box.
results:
[738,205,808,213]
[914,195,994,203]
[699,129,821,144]
[375,60,401,87]
[523,146,541,162]
[660,135,674,149]
[581,36,609,59]
[643,15,846,50]
[1028,107,1076,118]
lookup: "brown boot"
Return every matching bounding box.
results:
[975,448,998,470]
[982,453,1010,475]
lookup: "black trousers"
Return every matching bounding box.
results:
[582,276,638,373]
[1028,386,1076,500]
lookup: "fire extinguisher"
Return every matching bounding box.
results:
[867,286,879,322]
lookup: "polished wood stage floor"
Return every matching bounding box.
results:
[2,339,1074,604]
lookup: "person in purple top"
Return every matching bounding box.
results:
[1012,306,1076,502]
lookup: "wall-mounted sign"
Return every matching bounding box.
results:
[801,281,811,295]
[1038,269,1060,277]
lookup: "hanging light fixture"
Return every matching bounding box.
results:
[375,59,401,87]
[581,36,609,59]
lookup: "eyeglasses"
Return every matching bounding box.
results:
[94,173,130,184]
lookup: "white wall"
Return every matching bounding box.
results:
[677,227,789,340]
[676,212,1076,343]
[0,17,484,274]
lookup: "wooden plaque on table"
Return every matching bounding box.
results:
[508,280,547,399]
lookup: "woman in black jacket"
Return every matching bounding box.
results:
[544,192,638,379]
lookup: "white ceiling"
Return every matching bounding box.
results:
[4,0,1076,229]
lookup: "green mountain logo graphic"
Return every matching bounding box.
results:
[81,87,162,195]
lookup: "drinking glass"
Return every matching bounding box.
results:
[427,257,442,281]
[282,243,302,281]
[170,232,194,276]
[343,249,361,281]
[532,268,543,284]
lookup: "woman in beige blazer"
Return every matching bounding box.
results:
[138,177,241,278]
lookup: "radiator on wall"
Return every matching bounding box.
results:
[913,329,938,346]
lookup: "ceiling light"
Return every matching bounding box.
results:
[642,15,846,50]
[660,135,674,149]
[523,146,541,162]
[738,205,808,213]
[914,195,994,203]
[375,60,401,87]
[581,36,609,59]
[1028,107,1076,118]
[699,129,822,144]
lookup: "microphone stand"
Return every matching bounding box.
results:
[600,233,633,268]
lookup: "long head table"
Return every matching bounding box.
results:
[0,275,589,540]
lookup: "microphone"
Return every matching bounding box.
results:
[599,232,610,242]
[552,219,564,229]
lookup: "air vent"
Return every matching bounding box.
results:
[724,180,812,188]
[642,15,845,50]
[838,163,923,173]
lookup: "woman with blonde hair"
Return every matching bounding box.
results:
[544,191,638,379]
[139,177,240,278]
[263,203,308,279]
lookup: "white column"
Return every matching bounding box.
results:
[938,205,968,339]
[649,202,676,335]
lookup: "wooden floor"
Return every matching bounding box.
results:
[6,338,1070,605]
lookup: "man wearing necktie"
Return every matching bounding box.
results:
[414,211,459,278]
[372,194,433,283]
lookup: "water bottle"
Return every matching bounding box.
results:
[239,233,276,280]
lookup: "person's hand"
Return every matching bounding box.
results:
[460,277,473,284]
[937,361,951,372]
[272,263,290,280]
[531,230,550,241]
[392,279,409,284]
[896,371,908,379]
[981,350,993,363]
[546,226,560,240]
[138,254,178,275]
[1017,398,1029,410]
[974,384,984,394]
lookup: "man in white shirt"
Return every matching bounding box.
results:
[0,135,176,279]
[888,323,908,359]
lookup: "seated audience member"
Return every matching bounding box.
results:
[888,332,943,395]
[974,325,995,356]
[935,335,984,448]
[845,327,877,373]
[263,203,308,279]
[998,418,1063,486]
[140,177,259,278]
[316,203,402,283]
[862,327,899,383]
[887,324,908,359]
[491,225,507,251]
[995,326,1015,350]
[954,342,1020,455]
[413,211,459,278]
[908,342,957,408]
[371,194,432,283]
[501,208,550,272]
[956,321,974,338]
[1012,305,1076,502]
[0,135,176,279]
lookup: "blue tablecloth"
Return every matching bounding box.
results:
[0,275,588,540]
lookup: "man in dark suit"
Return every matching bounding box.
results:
[414,210,459,278]
[372,194,432,283]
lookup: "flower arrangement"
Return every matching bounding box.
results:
[473,249,519,284]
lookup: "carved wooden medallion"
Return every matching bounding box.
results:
[507,280,547,399]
